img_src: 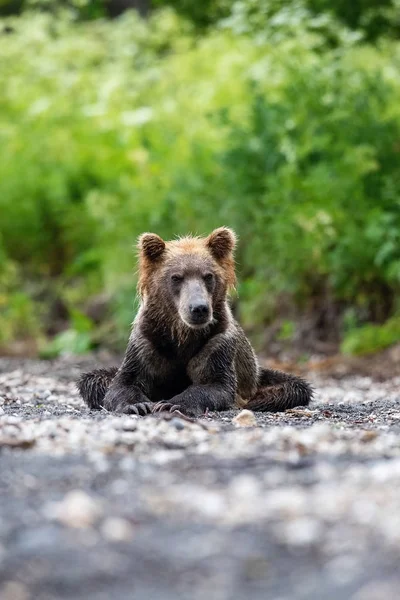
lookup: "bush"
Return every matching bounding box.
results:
[212,48,400,329]
[155,0,400,41]
[1,5,400,354]
[341,317,400,355]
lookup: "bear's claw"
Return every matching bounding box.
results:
[152,401,182,414]
[121,402,154,416]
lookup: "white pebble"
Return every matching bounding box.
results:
[232,409,257,427]
[47,490,103,528]
[100,517,134,542]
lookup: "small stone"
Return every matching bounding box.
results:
[286,408,319,417]
[280,517,322,547]
[0,437,35,449]
[171,417,185,431]
[0,407,4,415]
[232,409,257,428]
[0,396,5,405]
[120,419,137,432]
[100,517,134,542]
[352,582,399,600]
[0,581,30,600]
[5,416,21,425]
[360,430,378,443]
[48,490,103,528]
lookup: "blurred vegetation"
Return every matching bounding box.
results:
[1,0,400,357]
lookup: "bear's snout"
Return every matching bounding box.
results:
[179,278,213,328]
[189,301,210,324]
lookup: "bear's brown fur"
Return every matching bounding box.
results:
[78,227,313,416]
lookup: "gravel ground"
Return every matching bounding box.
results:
[0,356,400,600]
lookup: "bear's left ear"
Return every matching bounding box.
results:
[138,232,166,261]
[206,227,237,260]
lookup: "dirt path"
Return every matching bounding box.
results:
[0,357,400,600]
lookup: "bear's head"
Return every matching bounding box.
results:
[137,227,236,330]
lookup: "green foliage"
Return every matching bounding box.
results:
[0,0,107,19]
[155,0,400,40]
[307,0,400,41]
[219,0,363,47]
[152,0,230,29]
[0,291,42,345]
[1,4,400,355]
[0,258,42,345]
[277,320,296,342]
[39,308,94,357]
[40,328,93,357]
[341,317,400,355]
[213,52,400,325]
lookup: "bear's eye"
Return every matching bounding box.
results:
[203,273,214,283]
[171,274,184,284]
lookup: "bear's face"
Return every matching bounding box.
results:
[138,227,236,330]
[165,253,217,328]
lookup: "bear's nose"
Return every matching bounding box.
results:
[189,303,209,317]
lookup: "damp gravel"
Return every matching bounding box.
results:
[0,356,400,600]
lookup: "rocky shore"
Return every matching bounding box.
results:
[1,357,399,600]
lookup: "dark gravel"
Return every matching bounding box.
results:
[1,356,400,600]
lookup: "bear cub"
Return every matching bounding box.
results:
[78,227,313,416]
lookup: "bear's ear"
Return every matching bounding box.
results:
[138,233,166,261]
[206,227,237,260]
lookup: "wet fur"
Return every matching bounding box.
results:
[77,228,313,416]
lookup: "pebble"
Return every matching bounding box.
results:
[352,582,400,600]
[278,517,323,547]
[171,417,186,430]
[360,430,378,443]
[1,355,400,592]
[232,409,257,427]
[0,581,30,600]
[119,418,138,431]
[100,517,134,542]
[47,490,103,528]
[3,415,22,424]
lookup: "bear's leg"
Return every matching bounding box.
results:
[80,337,156,414]
[164,384,234,417]
[165,333,237,417]
[246,368,313,412]
[78,366,159,415]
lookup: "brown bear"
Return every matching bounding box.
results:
[77,227,313,416]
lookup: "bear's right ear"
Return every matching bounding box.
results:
[138,233,166,261]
